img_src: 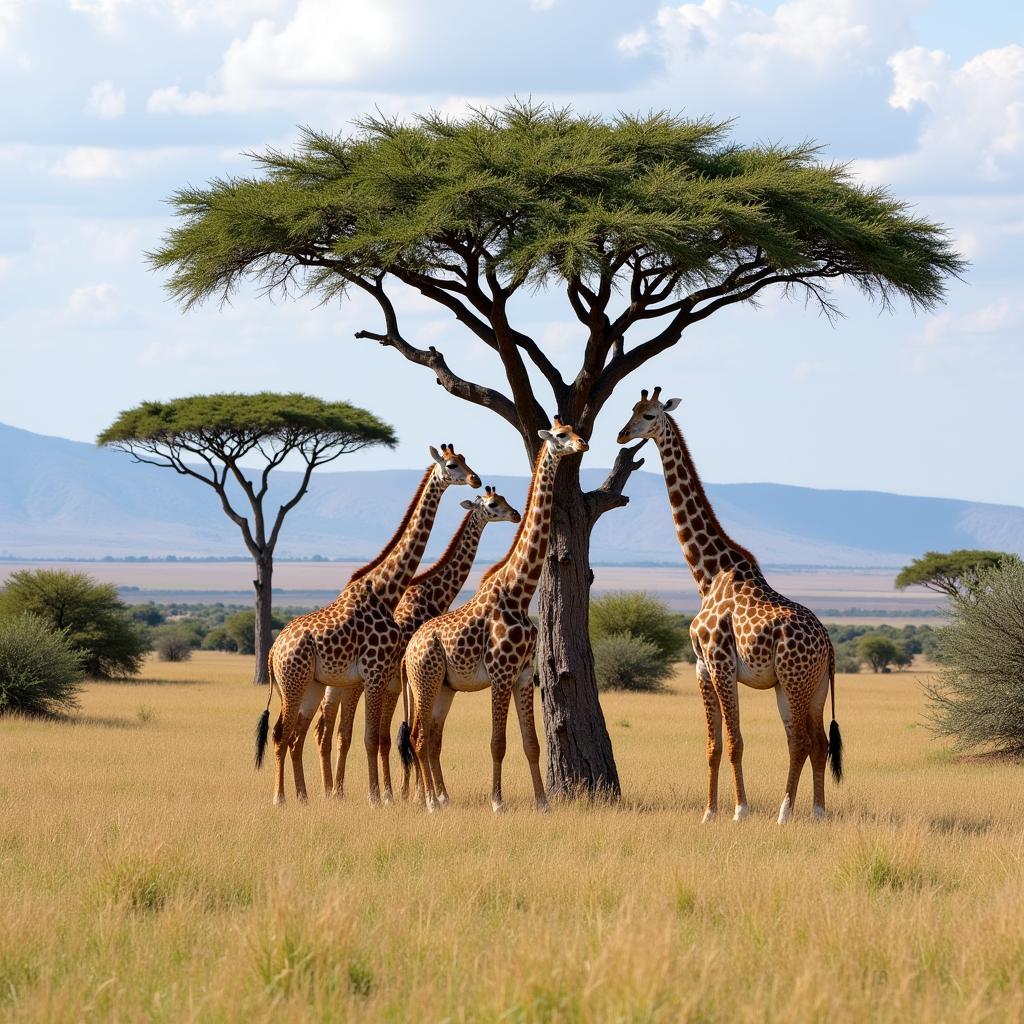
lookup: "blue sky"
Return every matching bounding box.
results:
[1,1,1022,505]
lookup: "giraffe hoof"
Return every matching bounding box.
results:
[733,803,750,822]
[701,809,717,824]
[813,805,827,821]
[491,799,506,814]
[437,793,450,807]
[296,793,308,805]
[273,794,286,807]
[535,798,550,814]
[382,792,394,806]
[368,794,382,808]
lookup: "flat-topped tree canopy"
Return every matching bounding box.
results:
[151,101,965,450]
[98,391,396,452]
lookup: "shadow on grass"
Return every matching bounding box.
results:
[71,714,144,730]
[89,675,209,687]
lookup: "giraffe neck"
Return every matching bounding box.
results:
[490,447,558,609]
[363,468,449,605]
[654,416,758,597]
[408,508,487,612]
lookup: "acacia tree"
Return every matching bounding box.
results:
[99,392,395,683]
[896,549,1015,602]
[150,103,963,794]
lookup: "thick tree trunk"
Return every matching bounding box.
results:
[252,555,273,685]
[537,461,621,798]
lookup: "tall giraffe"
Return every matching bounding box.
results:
[254,444,481,806]
[401,418,589,812]
[312,487,521,801]
[617,389,843,823]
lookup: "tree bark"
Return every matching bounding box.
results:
[537,460,621,798]
[252,554,273,685]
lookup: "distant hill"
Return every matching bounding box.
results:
[2,422,1022,567]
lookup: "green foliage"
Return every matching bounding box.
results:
[828,623,938,673]
[0,615,84,718]
[896,550,1017,601]
[200,626,237,652]
[590,592,690,663]
[0,570,148,678]
[153,627,194,662]
[98,392,396,451]
[130,603,166,627]
[857,635,902,673]
[223,609,285,656]
[593,632,671,693]
[151,103,964,315]
[925,560,1024,753]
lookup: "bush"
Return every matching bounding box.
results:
[593,631,671,692]
[925,560,1024,753]
[0,570,148,678]
[201,626,238,652]
[857,635,900,672]
[836,653,861,674]
[0,615,85,718]
[590,592,690,663]
[154,627,194,662]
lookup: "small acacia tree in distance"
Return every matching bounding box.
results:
[896,549,1016,602]
[99,392,396,683]
[150,102,963,794]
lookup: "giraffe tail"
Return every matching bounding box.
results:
[254,650,276,771]
[826,645,844,784]
[397,657,415,771]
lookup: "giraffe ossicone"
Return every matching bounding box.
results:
[618,389,843,823]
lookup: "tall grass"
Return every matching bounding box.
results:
[1,652,1023,1022]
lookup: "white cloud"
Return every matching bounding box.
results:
[528,0,556,10]
[86,80,126,120]
[69,0,128,33]
[0,0,17,47]
[622,0,922,77]
[917,297,1024,346]
[52,146,125,180]
[858,44,1024,189]
[69,0,281,32]
[66,283,122,323]
[148,0,400,114]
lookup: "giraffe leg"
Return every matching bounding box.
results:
[315,690,340,795]
[332,686,361,799]
[272,711,288,806]
[407,638,445,812]
[378,681,402,805]
[705,638,748,821]
[362,678,387,807]
[290,683,326,804]
[512,666,548,811]
[427,687,455,805]
[489,680,514,813]
[807,669,831,820]
[696,658,723,823]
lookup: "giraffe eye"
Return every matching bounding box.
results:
[642,414,656,421]
[488,502,498,510]
[446,461,458,469]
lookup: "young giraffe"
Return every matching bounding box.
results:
[617,389,843,824]
[400,417,589,813]
[312,487,521,802]
[254,444,481,806]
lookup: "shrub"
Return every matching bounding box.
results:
[0,615,84,718]
[590,592,690,663]
[593,631,671,692]
[925,560,1024,753]
[836,653,861,674]
[857,635,900,673]
[0,570,148,678]
[201,626,237,652]
[154,627,194,662]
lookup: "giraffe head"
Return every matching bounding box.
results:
[537,416,589,458]
[460,486,522,523]
[616,387,681,444]
[429,443,482,488]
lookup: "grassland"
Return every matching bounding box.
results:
[2,652,1022,1023]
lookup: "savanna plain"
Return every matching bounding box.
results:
[3,651,1022,1023]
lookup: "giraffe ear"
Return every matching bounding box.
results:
[663,397,681,411]
[459,499,475,510]
[537,429,555,443]
[429,445,445,465]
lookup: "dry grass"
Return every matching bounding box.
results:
[2,651,1023,1023]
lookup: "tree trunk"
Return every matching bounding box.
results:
[537,461,621,798]
[252,555,273,685]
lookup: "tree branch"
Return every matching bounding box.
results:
[584,439,648,523]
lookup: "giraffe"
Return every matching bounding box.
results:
[312,486,521,802]
[616,388,843,824]
[400,417,589,813]
[253,444,481,806]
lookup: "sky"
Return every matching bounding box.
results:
[1,0,1023,505]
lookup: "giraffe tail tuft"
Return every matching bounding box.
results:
[826,646,843,783]
[254,710,270,770]
[397,656,414,770]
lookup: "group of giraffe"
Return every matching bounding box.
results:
[255,393,842,824]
